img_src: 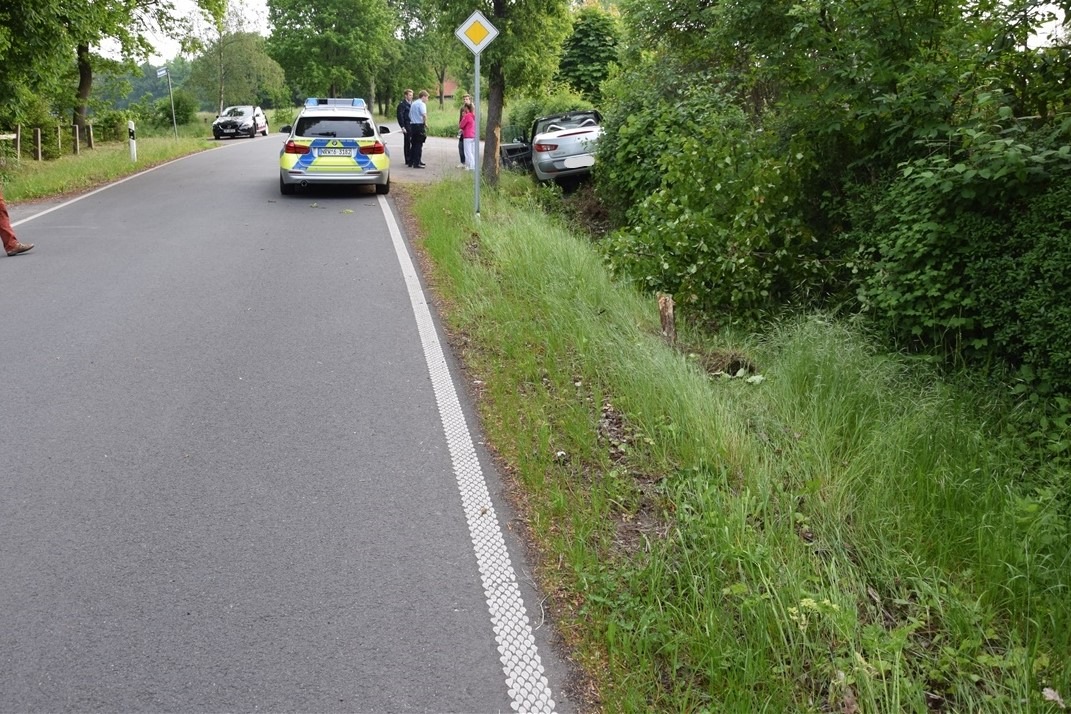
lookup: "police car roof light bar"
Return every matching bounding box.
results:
[304,98,368,108]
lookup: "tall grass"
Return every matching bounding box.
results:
[409,177,1070,712]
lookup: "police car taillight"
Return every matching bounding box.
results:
[359,142,385,155]
[284,140,310,155]
[534,142,557,153]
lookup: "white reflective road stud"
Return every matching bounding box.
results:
[377,196,557,713]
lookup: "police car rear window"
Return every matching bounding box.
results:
[295,117,375,138]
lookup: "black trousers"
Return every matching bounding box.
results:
[458,135,465,163]
[402,126,412,166]
[410,124,427,166]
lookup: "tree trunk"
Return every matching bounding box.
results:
[74,43,93,128]
[481,61,505,186]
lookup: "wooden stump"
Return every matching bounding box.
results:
[658,293,676,346]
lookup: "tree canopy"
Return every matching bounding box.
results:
[557,6,620,101]
[266,0,395,99]
[186,31,286,111]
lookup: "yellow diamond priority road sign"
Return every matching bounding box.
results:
[456,10,499,54]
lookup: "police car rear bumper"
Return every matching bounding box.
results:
[280,169,389,186]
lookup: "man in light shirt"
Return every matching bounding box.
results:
[408,90,429,168]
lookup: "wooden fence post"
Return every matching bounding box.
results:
[34,128,42,160]
[87,124,94,149]
[72,124,81,154]
[56,124,62,153]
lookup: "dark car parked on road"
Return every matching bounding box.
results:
[212,106,268,139]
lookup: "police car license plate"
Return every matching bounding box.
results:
[319,148,351,156]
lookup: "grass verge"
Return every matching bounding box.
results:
[405,175,1070,713]
[2,137,215,202]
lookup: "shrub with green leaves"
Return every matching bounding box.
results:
[154,89,198,126]
[597,72,835,323]
[851,121,1071,399]
[504,89,592,141]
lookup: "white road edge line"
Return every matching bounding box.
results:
[377,195,557,713]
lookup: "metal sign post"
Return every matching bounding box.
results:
[455,11,499,216]
[158,66,178,139]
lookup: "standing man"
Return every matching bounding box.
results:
[396,89,414,168]
[457,93,473,168]
[0,187,34,257]
[408,90,429,169]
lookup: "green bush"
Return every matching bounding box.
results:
[153,89,198,127]
[91,108,139,142]
[504,89,592,141]
[848,120,1071,423]
[975,178,1071,394]
[596,70,837,323]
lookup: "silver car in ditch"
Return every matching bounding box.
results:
[529,110,602,183]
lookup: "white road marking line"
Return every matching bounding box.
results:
[378,195,556,713]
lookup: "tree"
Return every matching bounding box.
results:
[70,0,187,129]
[186,32,286,110]
[436,0,572,184]
[376,0,446,113]
[557,6,620,101]
[267,0,395,99]
[0,0,85,125]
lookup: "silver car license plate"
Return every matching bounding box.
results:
[319,148,351,156]
[563,155,595,169]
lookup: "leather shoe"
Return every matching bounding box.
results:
[5,242,33,256]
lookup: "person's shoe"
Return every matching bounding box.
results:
[5,242,33,256]
[414,165,425,169]
[418,162,427,167]
[457,163,466,169]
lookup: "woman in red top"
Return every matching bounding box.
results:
[459,104,476,170]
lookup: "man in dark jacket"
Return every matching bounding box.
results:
[396,89,413,167]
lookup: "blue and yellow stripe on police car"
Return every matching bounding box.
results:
[289,138,382,173]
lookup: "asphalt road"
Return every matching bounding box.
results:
[0,135,571,712]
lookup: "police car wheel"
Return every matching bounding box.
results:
[280,176,296,195]
[376,181,390,195]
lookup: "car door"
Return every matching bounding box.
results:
[498,123,533,171]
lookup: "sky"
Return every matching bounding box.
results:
[148,0,270,63]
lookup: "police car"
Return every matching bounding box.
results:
[278,98,391,195]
